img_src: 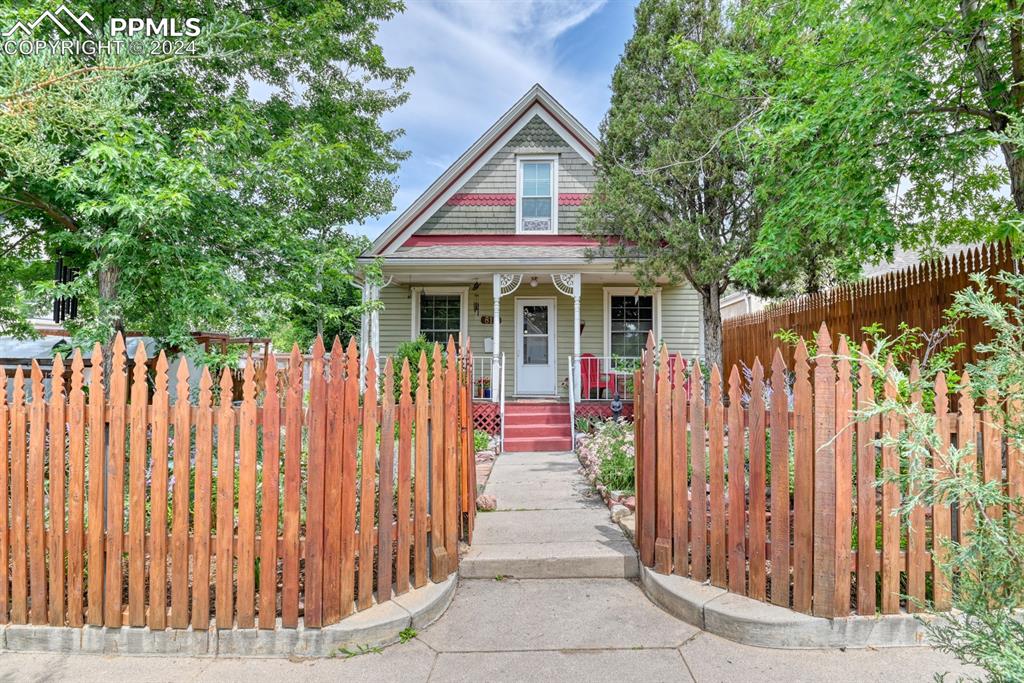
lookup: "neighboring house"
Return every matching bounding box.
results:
[357,85,703,450]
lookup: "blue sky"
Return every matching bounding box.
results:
[355,0,639,240]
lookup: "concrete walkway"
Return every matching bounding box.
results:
[0,451,978,682]
[460,450,638,579]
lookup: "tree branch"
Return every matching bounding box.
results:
[0,192,79,233]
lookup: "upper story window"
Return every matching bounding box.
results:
[517,156,557,233]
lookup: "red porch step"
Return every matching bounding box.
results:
[504,411,569,426]
[502,401,573,452]
[503,436,574,452]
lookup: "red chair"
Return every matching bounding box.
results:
[579,353,612,399]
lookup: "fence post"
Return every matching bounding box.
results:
[639,334,657,567]
[792,339,813,613]
[812,323,837,618]
[654,344,673,573]
[833,337,853,616]
[727,365,746,595]
[690,361,707,583]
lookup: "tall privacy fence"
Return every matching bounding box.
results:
[0,333,476,630]
[723,242,1020,373]
[634,324,1020,618]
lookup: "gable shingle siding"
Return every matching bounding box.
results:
[413,115,594,236]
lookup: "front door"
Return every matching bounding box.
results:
[515,298,557,395]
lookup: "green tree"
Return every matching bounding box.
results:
[0,1,408,353]
[581,0,768,369]
[732,0,1018,291]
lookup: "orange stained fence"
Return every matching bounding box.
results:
[0,333,476,630]
[723,242,1021,374]
[634,324,1021,617]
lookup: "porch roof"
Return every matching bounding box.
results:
[391,244,596,260]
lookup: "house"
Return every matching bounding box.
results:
[357,85,703,451]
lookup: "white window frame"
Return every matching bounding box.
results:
[411,286,469,344]
[602,286,662,359]
[515,154,558,234]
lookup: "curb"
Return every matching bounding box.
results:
[640,566,939,649]
[2,575,458,658]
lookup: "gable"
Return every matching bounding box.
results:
[366,85,600,257]
[411,115,594,238]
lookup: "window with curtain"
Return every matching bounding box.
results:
[609,295,654,358]
[419,294,461,344]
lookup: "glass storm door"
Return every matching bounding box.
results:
[515,298,557,394]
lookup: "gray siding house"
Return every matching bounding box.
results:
[358,85,702,451]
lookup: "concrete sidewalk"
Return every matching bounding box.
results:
[0,578,975,682]
[0,450,978,682]
[460,450,639,579]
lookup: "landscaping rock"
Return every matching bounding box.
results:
[622,496,636,511]
[476,494,497,511]
[610,504,630,522]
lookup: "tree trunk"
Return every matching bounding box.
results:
[1001,141,1024,212]
[97,261,125,382]
[701,282,724,371]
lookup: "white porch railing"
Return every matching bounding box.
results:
[569,355,640,402]
[471,355,500,401]
[498,352,506,450]
[472,353,506,451]
[567,355,576,446]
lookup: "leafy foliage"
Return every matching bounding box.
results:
[857,272,1024,681]
[473,429,491,453]
[391,336,436,399]
[731,0,1019,293]
[0,1,409,351]
[581,0,768,369]
[774,321,964,409]
[577,418,635,494]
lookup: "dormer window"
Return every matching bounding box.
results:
[517,156,558,233]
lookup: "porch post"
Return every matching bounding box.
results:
[492,273,501,404]
[360,280,382,388]
[492,274,523,403]
[571,273,581,402]
[552,273,583,401]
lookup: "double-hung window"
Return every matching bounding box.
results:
[418,293,462,344]
[517,157,557,233]
[607,293,656,360]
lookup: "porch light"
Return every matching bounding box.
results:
[530,276,538,287]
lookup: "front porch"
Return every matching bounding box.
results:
[363,263,697,450]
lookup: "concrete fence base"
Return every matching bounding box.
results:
[0,575,457,658]
[640,567,941,649]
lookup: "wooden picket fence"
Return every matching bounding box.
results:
[723,242,1020,374]
[0,333,476,630]
[635,323,1021,617]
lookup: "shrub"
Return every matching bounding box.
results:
[390,336,436,400]
[577,418,635,494]
[473,429,491,453]
[859,271,1024,681]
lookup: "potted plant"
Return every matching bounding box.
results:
[476,376,491,398]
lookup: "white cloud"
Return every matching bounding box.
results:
[359,0,618,238]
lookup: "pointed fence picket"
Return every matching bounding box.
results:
[723,242,1021,373]
[0,333,474,631]
[635,322,1018,617]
